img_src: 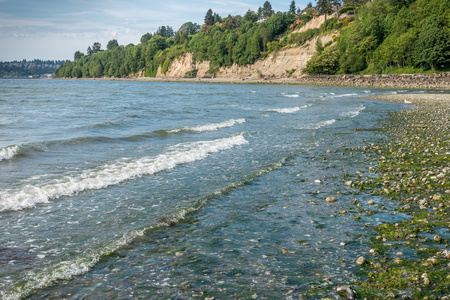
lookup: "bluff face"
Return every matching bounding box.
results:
[155,15,334,80]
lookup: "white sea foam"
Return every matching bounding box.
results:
[269,104,309,114]
[0,145,20,161]
[2,228,147,300]
[0,135,248,212]
[298,119,336,130]
[169,118,245,133]
[333,93,359,98]
[282,94,300,98]
[340,105,366,118]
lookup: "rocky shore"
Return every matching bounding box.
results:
[295,73,450,89]
[92,72,450,90]
[345,93,450,299]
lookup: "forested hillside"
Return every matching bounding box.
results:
[55,0,450,79]
[307,0,450,74]
[0,60,64,78]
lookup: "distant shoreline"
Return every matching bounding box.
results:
[55,73,450,90]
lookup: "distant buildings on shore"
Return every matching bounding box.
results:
[0,59,64,78]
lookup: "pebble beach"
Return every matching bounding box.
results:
[345,93,450,299]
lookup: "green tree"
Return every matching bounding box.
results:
[413,16,450,70]
[90,61,103,77]
[317,0,332,14]
[178,22,201,35]
[74,51,84,61]
[140,33,152,44]
[205,9,214,25]
[316,37,324,53]
[213,13,222,24]
[305,44,340,74]
[262,1,274,18]
[156,26,174,38]
[87,46,93,56]
[92,42,102,54]
[71,66,82,78]
[264,12,288,36]
[244,10,259,23]
[289,1,296,14]
[107,39,119,50]
[343,0,365,14]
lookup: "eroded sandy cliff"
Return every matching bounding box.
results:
[155,16,335,80]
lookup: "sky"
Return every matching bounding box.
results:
[0,0,311,62]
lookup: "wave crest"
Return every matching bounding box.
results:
[168,118,245,133]
[340,105,366,118]
[298,119,336,130]
[0,135,248,212]
[0,145,20,161]
[269,105,309,114]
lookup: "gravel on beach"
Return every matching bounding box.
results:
[349,93,450,299]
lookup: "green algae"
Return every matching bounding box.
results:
[348,94,450,299]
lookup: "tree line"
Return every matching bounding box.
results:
[0,59,65,78]
[306,0,450,74]
[55,0,450,78]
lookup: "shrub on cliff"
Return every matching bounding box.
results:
[305,44,340,74]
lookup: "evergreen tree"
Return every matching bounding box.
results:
[205,9,214,25]
[343,0,364,14]
[262,1,274,18]
[213,13,222,24]
[92,42,102,54]
[316,0,332,14]
[107,39,119,50]
[74,51,84,61]
[289,1,296,14]
[156,26,174,38]
[243,10,258,23]
[140,33,152,44]
[257,6,263,18]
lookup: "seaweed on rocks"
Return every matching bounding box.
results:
[347,94,450,299]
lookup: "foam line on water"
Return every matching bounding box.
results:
[168,118,245,133]
[268,104,309,114]
[1,228,147,300]
[297,119,336,130]
[1,140,320,300]
[340,105,366,118]
[0,134,248,212]
[332,93,359,98]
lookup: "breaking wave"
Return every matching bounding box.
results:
[268,105,309,114]
[0,134,248,212]
[168,118,245,133]
[0,145,20,161]
[340,105,366,118]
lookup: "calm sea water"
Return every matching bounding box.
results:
[0,79,410,299]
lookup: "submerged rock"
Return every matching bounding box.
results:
[356,256,366,265]
[326,197,337,203]
[336,285,356,300]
